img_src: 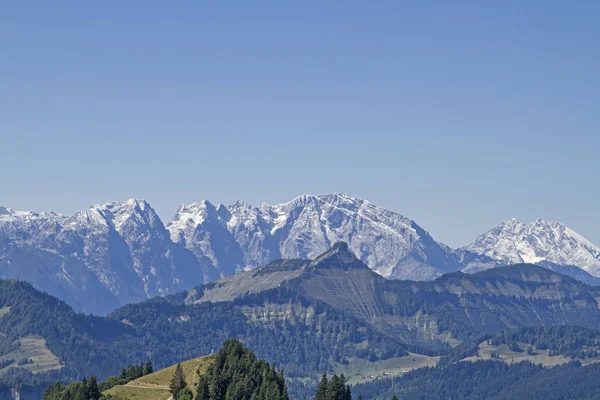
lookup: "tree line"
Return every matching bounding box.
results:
[42,360,153,400]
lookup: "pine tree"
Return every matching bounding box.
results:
[315,373,328,400]
[357,395,363,400]
[87,375,101,400]
[169,363,188,400]
[68,382,85,400]
[196,376,210,400]
[178,387,194,400]
[392,395,399,400]
[144,359,154,375]
[344,383,351,400]
[327,374,347,400]
[80,377,89,400]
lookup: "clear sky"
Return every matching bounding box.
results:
[1,1,599,248]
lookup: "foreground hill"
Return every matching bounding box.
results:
[3,244,600,398]
[104,356,213,400]
[45,339,288,400]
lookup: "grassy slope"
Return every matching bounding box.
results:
[463,342,600,367]
[0,335,63,375]
[104,355,214,400]
[334,352,440,384]
[338,339,600,386]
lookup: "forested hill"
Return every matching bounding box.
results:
[353,359,600,400]
[3,245,600,398]
[354,325,600,399]
[43,339,289,400]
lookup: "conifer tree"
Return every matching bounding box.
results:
[344,383,352,400]
[196,376,210,400]
[144,359,154,375]
[87,375,101,400]
[178,387,194,400]
[315,373,329,400]
[327,374,348,400]
[80,377,89,400]
[170,363,188,400]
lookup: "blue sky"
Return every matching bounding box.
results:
[1,1,599,247]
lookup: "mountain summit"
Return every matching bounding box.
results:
[465,218,600,277]
[167,193,485,281]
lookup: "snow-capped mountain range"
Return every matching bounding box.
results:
[1,194,599,314]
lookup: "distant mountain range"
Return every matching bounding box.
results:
[1,194,599,314]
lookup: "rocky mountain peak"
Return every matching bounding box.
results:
[309,241,369,271]
[168,200,219,233]
[466,218,600,276]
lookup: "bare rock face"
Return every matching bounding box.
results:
[168,193,492,281]
[0,199,204,314]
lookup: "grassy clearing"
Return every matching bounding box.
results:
[335,352,440,384]
[463,342,600,367]
[104,355,214,400]
[0,306,10,317]
[104,385,171,400]
[0,335,62,375]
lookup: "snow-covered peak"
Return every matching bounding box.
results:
[165,200,228,251]
[0,208,65,237]
[166,193,455,279]
[101,199,161,232]
[168,200,218,230]
[65,206,111,230]
[465,219,600,276]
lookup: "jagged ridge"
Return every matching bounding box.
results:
[2,194,600,315]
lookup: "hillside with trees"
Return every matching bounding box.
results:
[353,359,600,400]
[43,339,288,400]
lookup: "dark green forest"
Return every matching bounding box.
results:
[487,325,600,358]
[353,359,600,400]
